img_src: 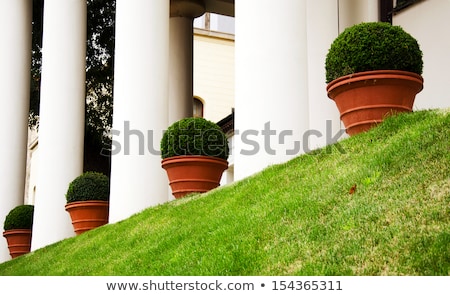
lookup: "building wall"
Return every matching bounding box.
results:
[193,29,235,122]
[393,0,450,110]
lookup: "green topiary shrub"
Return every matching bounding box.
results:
[4,205,34,231]
[160,117,229,160]
[66,172,110,203]
[325,22,423,83]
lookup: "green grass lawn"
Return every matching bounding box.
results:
[1,109,449,275]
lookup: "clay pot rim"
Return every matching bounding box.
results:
[3,229,32,239]
[326,70,424,94]
[161,155,229,166]
[3,229,32,235]
[65,200,109,210]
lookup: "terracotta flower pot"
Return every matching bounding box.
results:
[65,200,109,235]
[326,70,424,136]
[3,229,32,259]
[161,155,229,199]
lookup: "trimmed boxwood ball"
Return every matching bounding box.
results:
[325,22,423,83]
[160,117,229,160]
[4,205,34,231]
[66,171,110,203]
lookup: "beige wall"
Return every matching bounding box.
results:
[193,29,235,122]
[393,0,450,110]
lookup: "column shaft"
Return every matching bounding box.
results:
[307,0,345,149]
[169,17,194,124]
[234,0,309,180]
[31,0,86,250]
[109,0,170,223]
[0,0,32,262]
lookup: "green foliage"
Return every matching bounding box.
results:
[3,205,34,231]
[29,0,115,159]
[160,117,229,160]
[325,22,423,83]
[65,172,110,203]
[84,0,116,148]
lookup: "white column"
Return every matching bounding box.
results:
[31,0,86,250]
[109,0,170,223]
[338,0,379,32]
[169,17,194,124]
[307,0,346,150]
[169,1,205,124]
[0,0,32,263]
[234,0,310,180]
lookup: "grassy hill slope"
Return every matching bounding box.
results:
[0,109,449,275]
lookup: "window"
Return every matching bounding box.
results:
[193,97,204,118]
